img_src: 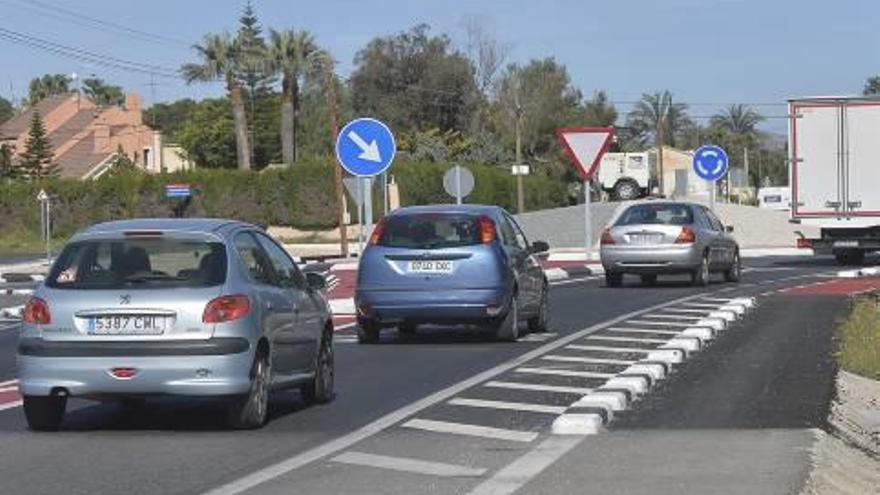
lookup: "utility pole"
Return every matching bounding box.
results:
[514,73,525,214]
[656,119,664,197]
[323,57,348,257]
[743,146,750,203]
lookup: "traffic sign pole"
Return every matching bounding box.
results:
[455,166,462,204]
[363,177,373,248]
[584,179,592,252]
[692,145,729,212]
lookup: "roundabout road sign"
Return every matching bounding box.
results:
[335,117,396,177]
[693,145,729,182]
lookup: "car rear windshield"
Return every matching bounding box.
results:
[615,204,694,226]
[46,237,227,290]
[377,214,482,249]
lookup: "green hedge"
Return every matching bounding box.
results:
[0,158,568,249]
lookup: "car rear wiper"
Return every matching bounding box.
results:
[123,273,185,283]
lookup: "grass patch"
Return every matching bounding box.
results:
[835,299,880,380]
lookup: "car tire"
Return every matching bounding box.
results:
[228,352,271,430]
[494,294,520,342]
[691,253,710,287]
[605,271,623,287]
[302,331,335,405]
[835,251,865,266]
[613,180,640,201]
[724,251,742,282]
[640,274,657,286]
[527,285,549,333]
[23,395,66,431]
[397,323,417,335]
[357,320,381,344]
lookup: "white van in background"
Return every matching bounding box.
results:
[757,187,791,210]
[597,152,652,200]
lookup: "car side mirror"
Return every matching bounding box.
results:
[725,225,734,233]
[529,240,550,254]
[305,272,327,291]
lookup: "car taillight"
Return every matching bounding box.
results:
[22,297,51,325]
[369,219,387,245]
[675,226,697,244]
[600,228,615,245]
[203,295,251,323]
[797,238,812,249]
[478,216,496,244]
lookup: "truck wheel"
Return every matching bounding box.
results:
[613,180,641,201]
[835,251,865,266]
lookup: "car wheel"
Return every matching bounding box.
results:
[527,285,549,333]
[835,250,865,266]
[302,332,335,405]
[691,253,710,287]
[397,323,417,335]
[494,294,520,342]
[724,251,742,282]
[605,271,623,287]
[229,352,271,429]
[613,180,640,201]
[357,319,381,344]
[23,395,66,431]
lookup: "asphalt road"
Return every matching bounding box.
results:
[0,256,852,495]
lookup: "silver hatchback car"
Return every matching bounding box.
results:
[599,201,741,287]
[17,219,334,431]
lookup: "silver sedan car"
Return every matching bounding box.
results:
[17,218,334,431]
[599,201,741,287]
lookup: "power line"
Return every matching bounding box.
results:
[1,0,190,47]
[0,27,180,78]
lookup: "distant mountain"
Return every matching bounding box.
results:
[759,131,787,151]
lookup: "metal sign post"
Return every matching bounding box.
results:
[555,127,615,255]
[443,165,475,204]
[37,189,51,264]
[693,145,729,211]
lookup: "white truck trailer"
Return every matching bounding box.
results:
[789,96,880,264]
[596,151,652,200]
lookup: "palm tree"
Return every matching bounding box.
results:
[28,74,71,105]
[626,91,691,194]
[863,76,880,96]
[268,29,324,165]
[180,33,252,170]
[710,104,764,137]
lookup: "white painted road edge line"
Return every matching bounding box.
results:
[331,451,487,478]
[200,290,717,495]
[448,398,566,415]
[483,381,594,395]
[402,419,539,443]
[0,400,23,412]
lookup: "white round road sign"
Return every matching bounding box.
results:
[443,165,475,201]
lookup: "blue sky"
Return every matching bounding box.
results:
[0,0,877,133]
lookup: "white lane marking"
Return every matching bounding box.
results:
[541,355,635,366]
[199,290,731,495]
[518,332,558,342]
[661,308,715,314]
[331,451,487,478]
[483,381,593,395]
[0,400,23,412]
[565,344,650,354]
[329,298,355,315]
[448,398,566,415]
[334,322,357,331]
[467,435,585,495]
[586,335,667,344]
[604,327,680,336]
[543,268,568,281]
[0,386,18,393]
[515,367,615,379]
[334,336,359,344]
[624,320,711,328]
[402,419,538,443]
[549,276,599,287]
[0,322,20,331]
[639,314,705,320]
[0,379,18,387]
[688,300,732,305]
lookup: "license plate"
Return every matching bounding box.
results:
[629,234,662,245]
[409,260,454,274]
[89,315,166,335]
[833,240,859,248]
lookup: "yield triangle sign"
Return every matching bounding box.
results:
[555,127,615,181]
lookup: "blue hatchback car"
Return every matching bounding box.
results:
[354,205,549,343]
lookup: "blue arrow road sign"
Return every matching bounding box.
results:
[335,117,396,177]
[693,145,729,182]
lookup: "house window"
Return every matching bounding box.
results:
[143,148,151,169]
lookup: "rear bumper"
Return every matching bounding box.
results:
[807,239,880,255]
[355,287,510,325]
[601,245,701,274]
[16,337,254,397]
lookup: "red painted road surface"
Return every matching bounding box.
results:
[779,277,880,296]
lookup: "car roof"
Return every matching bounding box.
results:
[389,204,505,217]
[78,218,257,237]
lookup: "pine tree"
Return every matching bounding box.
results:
[237,1,271,93]
[18,110,57,180]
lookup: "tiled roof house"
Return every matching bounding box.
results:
[0,92,162,179]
